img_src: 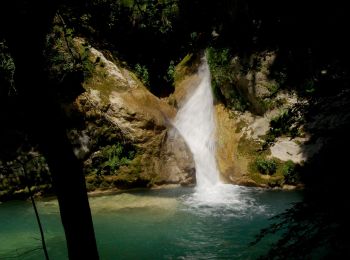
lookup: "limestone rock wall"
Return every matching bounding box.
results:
[70,39,195,189]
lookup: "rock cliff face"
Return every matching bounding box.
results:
[215,104,257,186]
[5,41,345,200]
[219,52,279,115]
[0,40,196,201]
[70,39,195,190]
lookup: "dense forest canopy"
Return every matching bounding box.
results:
[1,1,349,97]
[1,0,350,259]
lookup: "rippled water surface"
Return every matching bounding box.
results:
[0,186,302,259]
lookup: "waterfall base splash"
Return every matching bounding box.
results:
[181,184,266,217]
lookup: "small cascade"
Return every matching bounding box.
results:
[173,56,220,190]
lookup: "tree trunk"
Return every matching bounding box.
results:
[2,1,99,259]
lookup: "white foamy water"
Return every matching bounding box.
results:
[181,184,266,217]
[174,56,220,190]
[173,56,263,213]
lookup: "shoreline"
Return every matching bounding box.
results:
[87,183,186,197]
[86,182,302,198]
[0,182,303,203]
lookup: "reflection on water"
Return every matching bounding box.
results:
[0,187,302,259]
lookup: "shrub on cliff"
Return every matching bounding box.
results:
[254,157,277,175]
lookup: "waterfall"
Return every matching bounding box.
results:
[174,56,220,189]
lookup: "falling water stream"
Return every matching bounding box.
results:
[173,56,248,207]
[174,56,220,189]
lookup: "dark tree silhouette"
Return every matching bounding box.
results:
[0,1,99,259]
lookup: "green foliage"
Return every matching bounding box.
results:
[207,47,249,111]
[83,0,179,35]
[0,40,15,95]
[282,160,300,184]
[254,157,277,175]
[45,19,94,86]
[265,83,280,96]
[134,63,150,87]
[270,110,292,136]
[24,155,50,182]
[130,0,179,34]
[0,150,52,201]
[165,60,176,83]
[59,0,184,95]
[78,42,95,78]
[263,108,303,147]
[207,47,231,66]
[93,143,136,175]
[206,47,231,90]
